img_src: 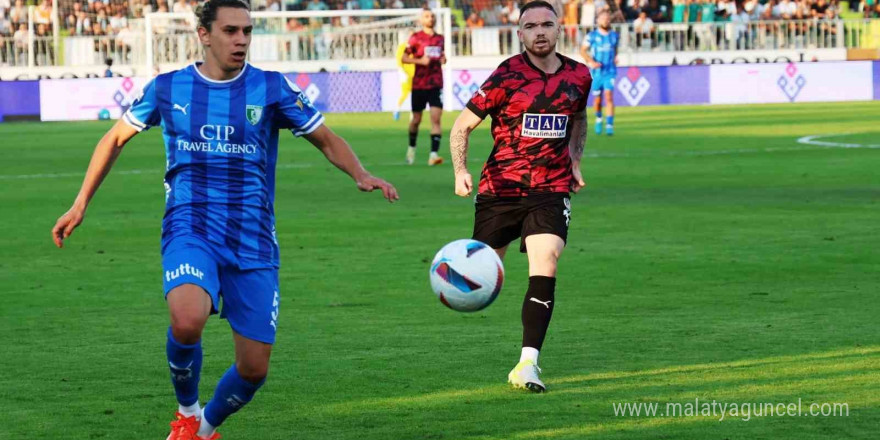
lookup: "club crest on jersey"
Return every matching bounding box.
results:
[522,113,568,138]
[246,105,263,125]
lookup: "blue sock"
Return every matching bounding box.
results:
[166,327,202,407]
[607,116,614,126]
[595,110,602,119]
[203,365,265,428]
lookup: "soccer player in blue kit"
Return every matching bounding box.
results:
[50,1,398,438]
[579,11,619,136]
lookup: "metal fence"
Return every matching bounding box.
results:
[453,18,879,57]
[3,16,879,68]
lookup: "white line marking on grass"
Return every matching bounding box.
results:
[2,135,876,180]
[796,133,880,149]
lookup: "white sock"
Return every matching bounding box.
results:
[429,151,438,159]
[520,347,539,364]
[197,408,216,437]
[179,402,201,418]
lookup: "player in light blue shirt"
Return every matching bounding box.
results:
[51,1,398,438]
[579,11,619,136]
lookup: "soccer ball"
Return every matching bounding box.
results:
[429,239,504,312]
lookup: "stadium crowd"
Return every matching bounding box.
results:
[461,0,880,29]
[0,0,877,66]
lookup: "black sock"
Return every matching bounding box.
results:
[430,134,441,153]
[522,276,556,350]
[408,130,418,148]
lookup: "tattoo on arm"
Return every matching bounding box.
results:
[570,111,586,163]
[450,127,470,175]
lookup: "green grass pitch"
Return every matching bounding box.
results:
[0,101,878,439]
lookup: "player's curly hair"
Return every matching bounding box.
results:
[196,0,251,31]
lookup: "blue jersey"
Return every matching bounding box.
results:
[123,63,324,269]
[583,29,619,77]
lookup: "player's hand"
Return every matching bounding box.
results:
[589,61,602,69]
[440,55,447,65]
[571,165,586,193]
[52,206,85,248]
[454,172,473,197]
[419,55,432,66]
[356,174,400,203]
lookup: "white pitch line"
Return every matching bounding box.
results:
[796,133,880,149]
[2,135,877,180]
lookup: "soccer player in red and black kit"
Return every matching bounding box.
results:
[449,0,589,393]
[401,9,446,166]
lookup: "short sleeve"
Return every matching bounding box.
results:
[465,68,508,120]
[405,34,417,56]
[276,75,324,137]
[581,33,591,48]
[122,79,160,132]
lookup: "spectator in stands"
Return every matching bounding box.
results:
[110,7,128,33]
[13,22,26,62]
[466,10,485,26]
[0,10,9,37]
[268,0,282,10]
[34,0,52,25]
[633,8,654,47]
[644,0,666,22]
[730,0,749,48]
[719,0,735,19]
[95,8,109,32]
[580,0,596,26]
[563,0,579,36]
[306,0,329,11]
[501,0,520,24]
[390,0,405,7]
[481,0,503,26]
[810,0,829,17]
[774,0,796,18]
[699,0,714,22]
[34,22,53,64]
[286,17,305,31]
[172,0,191,12]
[9,0,27,24]
[0,0,10,33]
[74,10,91,34]
[359,0,374,10]
[612,0,630,20]
[671,0,685,21]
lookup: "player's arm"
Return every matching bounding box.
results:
[579,40,601,69]
[304,125,399,203]
[450,107,484,197]
[401,40,430,66]
[569,110,587,193]
[51,119,140,248]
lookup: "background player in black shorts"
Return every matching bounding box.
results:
[448,0,589,393]
[402,9,446,166]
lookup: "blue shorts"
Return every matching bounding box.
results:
[162,236,280,344]
[590,71,616,95]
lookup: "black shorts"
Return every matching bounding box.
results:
[411,88,443,112]
[473,192,571,253]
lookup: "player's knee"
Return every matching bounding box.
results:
[236,360,269,384]
[169,318,204,344]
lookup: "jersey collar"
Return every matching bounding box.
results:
[521,52,566,76]
[192,61,249,84]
